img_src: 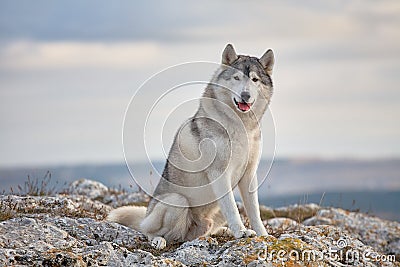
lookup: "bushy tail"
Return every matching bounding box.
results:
[107,205,147,231]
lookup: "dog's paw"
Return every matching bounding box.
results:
[151,236,167,250]
[234,228,256,238]
[213,226,234,237]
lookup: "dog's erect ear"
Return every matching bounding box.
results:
[222,44,238,65]
[259,49,274,76]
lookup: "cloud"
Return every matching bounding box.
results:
[0,0,398,44]
[0,1,216,43]
[0,41,162,70]
[1,0,400,166]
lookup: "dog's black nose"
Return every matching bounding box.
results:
[241,91,251,102]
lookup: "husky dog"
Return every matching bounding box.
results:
[108,44,274,249]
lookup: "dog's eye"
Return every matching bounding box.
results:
[234,76,240,81]
[252,77,259,82]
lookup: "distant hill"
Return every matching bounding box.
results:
[1,158,399,221]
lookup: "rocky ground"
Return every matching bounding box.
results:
[0,179,398,266]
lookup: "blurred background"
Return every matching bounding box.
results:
[0,1,399,220]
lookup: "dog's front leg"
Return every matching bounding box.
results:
[238,174,268,236]
[212,175,256,238]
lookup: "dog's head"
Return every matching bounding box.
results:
[212,44,274,116]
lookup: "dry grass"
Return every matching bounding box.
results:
[9,171,68,197]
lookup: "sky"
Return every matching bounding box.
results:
[0,0,400,167]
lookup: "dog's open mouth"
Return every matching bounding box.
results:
[233,98,253,112]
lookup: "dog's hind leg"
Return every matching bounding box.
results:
[140,193,192,249]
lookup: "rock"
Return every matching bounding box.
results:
[166,226,399,266]
[166,237,219,265]
[0,217,84,266]
[0,179,398,266]
[266,217,299,232]
[68,179,109,199]
[0,194,111,220]
[302,215,332,225]
[67,178,150,207]
[0,215,185,266]
[102,191,150,208]
[304,207,400,259]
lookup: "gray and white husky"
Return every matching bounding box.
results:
[108,44,274,249]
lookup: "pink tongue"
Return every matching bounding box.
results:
[238,102,250,111]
